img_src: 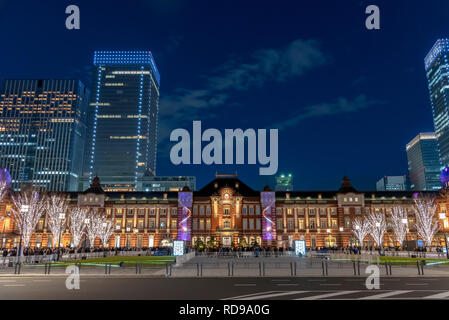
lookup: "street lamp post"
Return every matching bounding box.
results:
[57,213,65,261]
[402,218,408,252]
[1,213,9,248]
[17,205,29,264]
[439,213,449,259]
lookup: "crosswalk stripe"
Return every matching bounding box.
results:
[239,291,308,300]
[221,291,278,300]
[295,290,359,300]
[359,290,412,300]
[423,291,449,299]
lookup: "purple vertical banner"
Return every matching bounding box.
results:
[177,191,193,241]
[261,191,276,241]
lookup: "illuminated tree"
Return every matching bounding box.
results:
[85,209,104,248]
[10,187,46,252]
[68,207,88,248]
[413,196,439,249]
[390,206,408,247]
[367,211,387,251]
[98,219,114,248]
[0,179,7,204]
[45,194,69,248]
[352,218,370,246]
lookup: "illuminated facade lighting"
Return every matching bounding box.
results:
[0,79,89,191]
[84,51,160,191]
[425,39,449,166]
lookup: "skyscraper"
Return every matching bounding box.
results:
[425,39,449,165]
[85,51,160,191]
[406,133,442,191]
[275,173,293,191]
[0,79,88,191]
[375,176,407,191]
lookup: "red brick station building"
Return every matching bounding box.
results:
[1,174,449,249]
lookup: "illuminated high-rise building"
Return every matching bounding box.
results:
[425,39,449,165]
[375,176,407,191]
[84,51,160,191]
[406,133,442,191]
[0,79,89,191]
[275,173,293,191]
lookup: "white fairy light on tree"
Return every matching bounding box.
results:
[45,194,69,248]
[0,179,7,204]
[68,207,88,248]
[85,209,104,248]
[98,218,114,248]
[10,187,46,254]
[352,217,370,246]
[413,195,439,249]
[367,211,387,251]
[390,206,408,247]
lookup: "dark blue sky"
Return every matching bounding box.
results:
[1,0,448,191]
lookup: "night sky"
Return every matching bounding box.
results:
[0,0,448,191]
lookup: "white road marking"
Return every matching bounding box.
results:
[32,280,51,282]
[420,278,439,281]
[319,283,342,286]
[233,284,256,287]
[308,279,326,282]
[4,284,25,287]
[0,280,16,283]
[359,290,412,300]
[276,283,299,286]
[382,279,400,281]
[406,283,428,286]
[424,291,449,299]
[239,291,308,300]
[295,290,359,300]
[221,291,278,300]
[344,279,364,282]
[271,279,290,282]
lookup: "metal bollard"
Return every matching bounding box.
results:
[228,262,231,277]
[231,262,234,276]
[353,261,356,275]
[196,263,200,277]
[421,261,425,275]
[15,262,22,275]
[385,262,389,275]
[417,261,421,275]
[322,260,326,276]
[44,262,52,275]
[165,263,170,277]
[259,262,262,276]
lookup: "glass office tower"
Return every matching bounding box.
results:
[375,176,407,191]
[0,79,88,191]
[85,51,160,191]
[275,173,293,191]
[406,133,442,191]
[425,39,449,166]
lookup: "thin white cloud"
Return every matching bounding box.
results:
[271,94,384,130]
